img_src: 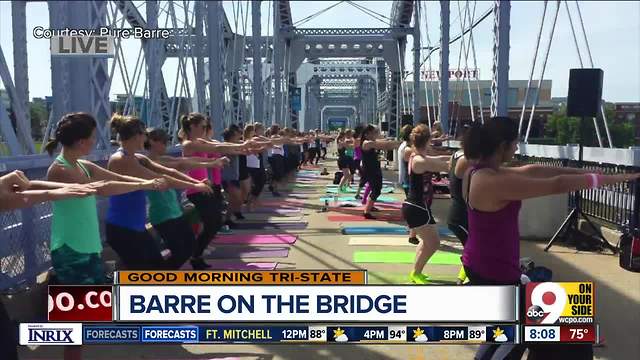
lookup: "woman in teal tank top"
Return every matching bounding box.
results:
[0,170,101,360]
[45,112,165,284]
[145,128,229,269]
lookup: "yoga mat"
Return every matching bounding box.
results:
[329,214,403,222]
[341,226,408,235]
[203,246,290,259]
[180,261,278,271]
[342,226,454,237]
[348,236,415,246]
[253,208,301,214]
[326,187,394,194]
[216,234,297,245]
[333,202,403,210]
[319,195,398,203]
[237,222,308,230]
[366,271,458,285]
[239,217,303,224]
[242,213,303,221]
[353,250,461,265]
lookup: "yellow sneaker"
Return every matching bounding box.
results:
[456,266,467,285]
[409,271,430,284]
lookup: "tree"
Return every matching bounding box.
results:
[544,104,636,148]
[29,101,48,140]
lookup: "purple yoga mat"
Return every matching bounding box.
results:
[179,261,278,270]
[203,246,290,259]
[238,222,308,230]
[216,234,298,245]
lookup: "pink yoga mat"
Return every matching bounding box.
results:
[216,234,298,245]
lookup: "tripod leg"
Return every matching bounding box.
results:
[545,208,577,252]
[579,211,618,253]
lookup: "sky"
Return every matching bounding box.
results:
[0,1,638,102]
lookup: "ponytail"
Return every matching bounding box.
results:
[44,138,60,156]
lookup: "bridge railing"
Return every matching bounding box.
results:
[446,141,640,230]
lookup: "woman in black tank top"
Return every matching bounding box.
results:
[360,125,401,219]
[399,124,450,285]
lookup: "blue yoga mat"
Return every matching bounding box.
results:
[342,227,408,235]
[341,226,455,237]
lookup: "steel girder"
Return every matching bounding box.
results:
[391,0,415,28]
[45,1,111,151]
[113,0,172,130]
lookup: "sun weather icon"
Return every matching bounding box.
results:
[493,327,508,342]
[333,327,349,342]
[412,327,429,342]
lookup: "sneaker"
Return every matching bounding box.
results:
[354,194,362,200]
[234,212,245,220]
[456,266,467,285]
[363,212,376,220]
[409,271,430,284]
[219,225,233,234]
[371,207,380,212]
[408,236,420,245]
[225,220,238,229]
[190,257,211,270]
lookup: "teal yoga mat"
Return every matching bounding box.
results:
[319,195,398,203]
[341,226,408,235]
[341,226,454,237]
[353,250,461,265]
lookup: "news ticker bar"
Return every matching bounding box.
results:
[27,324,519,345]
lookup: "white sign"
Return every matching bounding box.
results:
[115,285,518,322]
[421,69,480,80]
[19,323,83,346]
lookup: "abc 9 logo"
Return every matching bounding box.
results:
[527,283,566,324]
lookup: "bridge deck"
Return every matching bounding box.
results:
[8,158,639,359]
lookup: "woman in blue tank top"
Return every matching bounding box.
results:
[106,114,213,270]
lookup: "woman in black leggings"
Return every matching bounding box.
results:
[359,125,400,219]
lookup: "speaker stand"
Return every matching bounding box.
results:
[544,116,618,253]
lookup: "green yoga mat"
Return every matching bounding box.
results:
[353,251,461,265]
[366,271,459,285]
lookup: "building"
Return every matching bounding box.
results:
[613,102,640,143]
[403,79,553,138]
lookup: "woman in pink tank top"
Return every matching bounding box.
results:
[179,113,251,269]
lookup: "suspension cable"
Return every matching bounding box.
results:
[564,0,603,147]
[575,1,612,147]
[519,1,548,136]
[294,1,346,27]
[345,1,390,25]
[457,0,477,125]
[465,0,484,123]
[524,1,560,143]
